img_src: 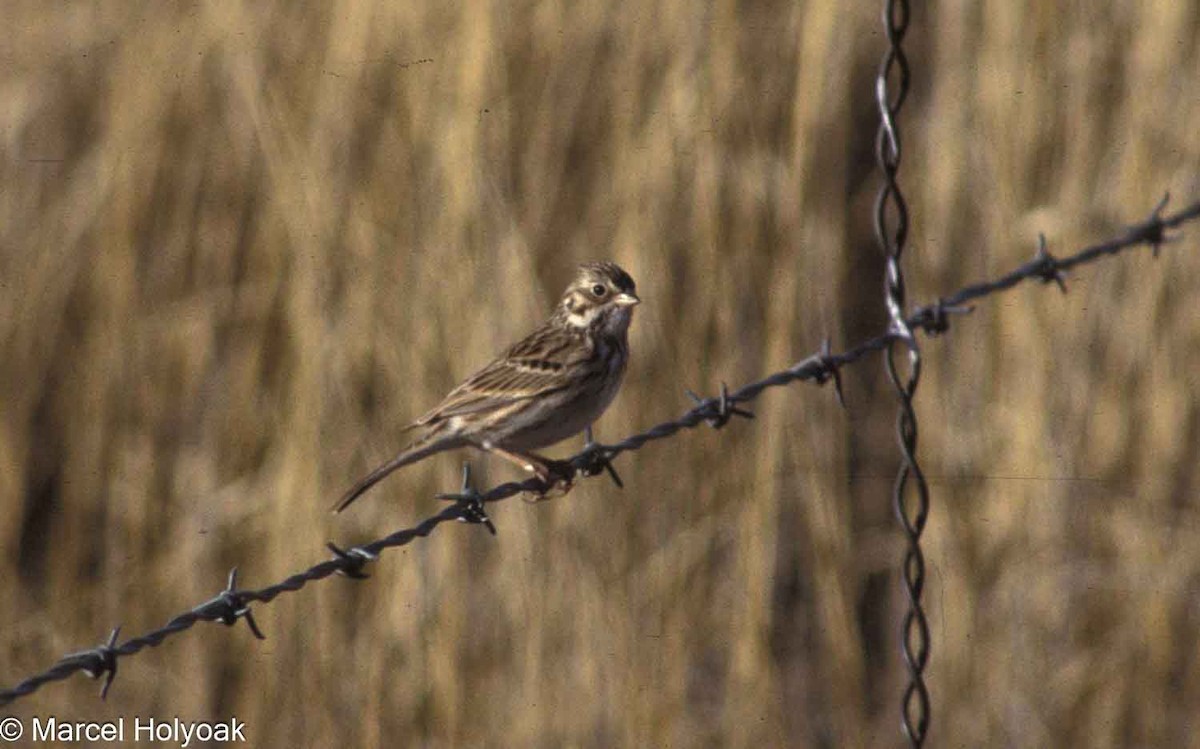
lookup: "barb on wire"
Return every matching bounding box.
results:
[915,299,973,337]
[74,626,120,700]
[1033,234,1068,293]
[435,463,496,535]
[1145,192,1172,257]
[580,426,624,488]
[1,196,1198,709]
[814,338,848,408]
[686,382,755,429]
[200,568,266,640]
[326,542,377,580]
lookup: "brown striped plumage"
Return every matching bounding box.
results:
[333,262,639,512]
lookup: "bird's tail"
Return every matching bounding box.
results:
[332,429,462,513]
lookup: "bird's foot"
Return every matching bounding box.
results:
[521,457,577,502]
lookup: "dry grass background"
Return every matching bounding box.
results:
[3,1,1200,746]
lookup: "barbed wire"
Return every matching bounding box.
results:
[1,195,1196,709]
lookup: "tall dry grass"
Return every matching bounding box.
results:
[3,1,1200,746]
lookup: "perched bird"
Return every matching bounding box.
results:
[333,261,639,513]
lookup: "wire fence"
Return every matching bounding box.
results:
[1,193,1196,710]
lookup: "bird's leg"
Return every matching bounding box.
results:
[481,443,548,477]
[480,443,575,500]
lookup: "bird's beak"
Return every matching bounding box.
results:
[614,292,640,307]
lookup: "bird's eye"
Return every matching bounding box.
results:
[591,284,607,297]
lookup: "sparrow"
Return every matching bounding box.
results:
[334,261,639,512]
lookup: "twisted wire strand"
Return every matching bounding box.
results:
[873,0,932,744]
[0,196,1196,708]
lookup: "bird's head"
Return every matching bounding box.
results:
[557,261,640,335]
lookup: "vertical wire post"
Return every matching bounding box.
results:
[874,0,931,745]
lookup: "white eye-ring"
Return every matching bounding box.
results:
[591,284,607,297]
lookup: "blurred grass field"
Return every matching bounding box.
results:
[3,1,1200,746]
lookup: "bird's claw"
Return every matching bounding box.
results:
[522,458,577,502]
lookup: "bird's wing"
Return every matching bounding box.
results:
[413,325,587,425]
